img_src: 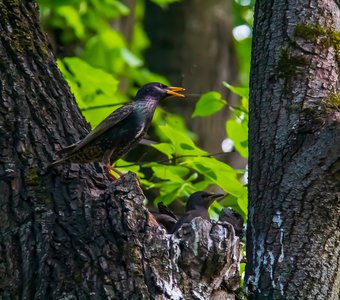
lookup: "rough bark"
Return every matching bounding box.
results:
[144,0,243,167]
[246,1,340,299]
[0,1,242,298]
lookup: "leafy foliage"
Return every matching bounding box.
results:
[151,0,181,7]
[38,0,251,219]
[223,82,249,159]
[232,0,254,85]
[192,92,226,117]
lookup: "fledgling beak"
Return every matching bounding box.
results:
[166,86,185,98]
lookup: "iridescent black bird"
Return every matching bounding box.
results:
[50,82,185,180]
[170,191,224,233]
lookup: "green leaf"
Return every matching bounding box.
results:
[226,119,248,158]
[240,96,249,113]
[61,57,119,100]
[131,23,150,53]
[237,187,248,216]
[180,143,195,150]
[192,91,226,117]
[185,157,244,197]
[90,0,130,18]
[38,0,83,6]
[152,181,194,205]
[153,109,191,141]
[83,30,126,73]
[192,180,212,191]
[57,57,123,127]
[151,0,181,6]
[56,6,85,39]
[186,172,198,182]
[120,48,143,67]
[223,82,249,98]
[111,0,130,15]
[152,143,175,158]
[157,124,206,156]
[115,159,144,178]
[151,165,190,182]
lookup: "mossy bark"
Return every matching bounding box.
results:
[246,1,340,299]
[0,1,242,299]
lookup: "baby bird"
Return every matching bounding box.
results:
[171,191,225,233]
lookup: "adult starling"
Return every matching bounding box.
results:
[153,202,179,233]
[50,82,185,180]
[170,191,225,233]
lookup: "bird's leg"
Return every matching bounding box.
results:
[102,150,121,181]
[104,163,125,181]
[104,166,118,181]
[107,164,124,177]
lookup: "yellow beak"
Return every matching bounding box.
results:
[166,86,185,98]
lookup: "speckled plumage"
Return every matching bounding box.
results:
[51,82,185,179]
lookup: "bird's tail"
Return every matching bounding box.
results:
[56,144,77,156]
[48,143,78,169]
[47,157,68,171]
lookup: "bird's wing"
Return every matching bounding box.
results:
[56,143,79,156]
[72,104,135,153]
[158,202,178,221]
[154,213,177,233]
[171,210,211,233]
[170,212,194,233]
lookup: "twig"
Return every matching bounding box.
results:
[117,151,233,168]
[79,96,248,114]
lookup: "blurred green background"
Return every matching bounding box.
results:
[38,0,254,219]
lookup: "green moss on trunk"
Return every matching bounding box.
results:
[295,23,340,64]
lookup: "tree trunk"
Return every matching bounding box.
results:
[0,1,242,298]
[246,1,340,299]
[144,0,242,166]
